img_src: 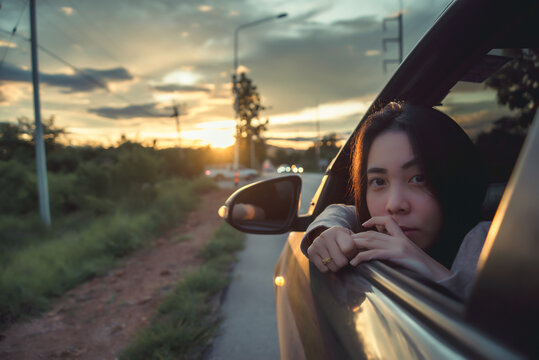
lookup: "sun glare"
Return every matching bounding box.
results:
[183,128,235,148]
[163,70,199,85]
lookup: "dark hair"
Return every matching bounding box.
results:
[350,101,487,268]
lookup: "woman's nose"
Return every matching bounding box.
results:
[386,186,410,215]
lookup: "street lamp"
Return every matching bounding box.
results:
[233,12,288,171]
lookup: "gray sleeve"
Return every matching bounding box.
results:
[300,204,359,257]
[436,221,491,299]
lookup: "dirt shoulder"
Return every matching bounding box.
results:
[0,187,233,360]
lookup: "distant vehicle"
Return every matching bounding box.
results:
[204,164,258,181]
[262,159,275,173]
[291,164,304,174]
[277,164,303,174]
[220,0,539,358]
[277,164,291,173]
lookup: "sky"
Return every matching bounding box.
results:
[0,0,475,149]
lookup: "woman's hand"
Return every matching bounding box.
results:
[307,226,358,273]
[350,216,452,281]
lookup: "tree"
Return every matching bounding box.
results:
[16,115,66,150]
[471,49,538,183]
[235,72,268,167]
[486,48,539,133]
[0,122,30,160]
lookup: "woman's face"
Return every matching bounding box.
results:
[365,130,443,249]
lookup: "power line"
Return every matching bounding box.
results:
[40,0,123,66]
[0,27,162,118]
[0,0,29,72]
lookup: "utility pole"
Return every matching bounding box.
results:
[382,1,404,73]
[30,0,51,226]
[315,101,321,171]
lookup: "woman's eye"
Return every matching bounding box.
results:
[369,178,386,187]
[410,174,425,184]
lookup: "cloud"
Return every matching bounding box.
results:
[88,102,172,119]
[265,136,318,142]
[332,15,379,31]
[265,133,349,142]
[0,64,133,93]
[0,40,17,48]
[198,5,213,12]
[0,83,28,105]
[153,84,211,93]
[290,5,334,24]
[441,100,498,116]
[365,49,381,56]
[59,7,75,15]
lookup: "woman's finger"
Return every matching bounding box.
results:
[310,252,330,273]
[325,237,351,269]
[363,216,405,237]
[308,237,334,272]
[334,230,358,260]
[349,249,389,266]
[314,235,340,272]
[352,236,391,252]
[353,230,394,244]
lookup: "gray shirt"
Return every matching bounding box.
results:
[300,204,490,299]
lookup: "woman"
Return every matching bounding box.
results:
[301,101,489,298]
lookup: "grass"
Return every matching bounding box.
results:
[171,234,191,243]
[118,222,245,360]
[0,177,218,326]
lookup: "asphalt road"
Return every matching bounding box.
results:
[207,172,324,360]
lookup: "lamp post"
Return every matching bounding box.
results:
[233,12,287,171]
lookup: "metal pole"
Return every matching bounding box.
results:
[315,102,320,171]
[30,0,51,226]
[250,134,255,169]
[232,13,287,171]
[233,29,240,171]
[398,13,403,63]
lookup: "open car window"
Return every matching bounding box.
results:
[437,48,535,184]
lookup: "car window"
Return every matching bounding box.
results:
[436,48,536,185]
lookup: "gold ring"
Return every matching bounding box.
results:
[322,257,333,265]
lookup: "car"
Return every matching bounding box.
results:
[204,164,258,181]
[277,164,304,174]
[219,0,538,358]
[277,164,291,174]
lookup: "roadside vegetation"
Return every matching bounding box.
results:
[118,222,245,360]
[0,118,221,326]
[0,115,336,329]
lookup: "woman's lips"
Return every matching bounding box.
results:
[400,226,418,237]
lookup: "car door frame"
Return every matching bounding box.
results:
[274,0,538,358]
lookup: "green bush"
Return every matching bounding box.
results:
[0,214,45,263]
[0,160,37,214]
[0,178,211,326]
[190,176,217,194]
[48,172,80,214]
[111,146,163,192]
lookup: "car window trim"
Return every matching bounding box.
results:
[353,261,522,359]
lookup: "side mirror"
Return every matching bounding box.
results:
[219,175,302,234]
